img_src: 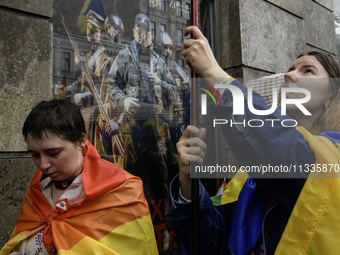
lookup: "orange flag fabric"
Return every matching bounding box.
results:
[1,140,157,255]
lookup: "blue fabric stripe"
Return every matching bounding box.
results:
[317,131,340,145]
[229,178,265,255]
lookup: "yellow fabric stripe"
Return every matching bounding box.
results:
[58,215,158,255]
[100,214,158,255]
[275,127,340,254]
[58,237,120,255]
[0,230,27,255]
[219,171,248,204]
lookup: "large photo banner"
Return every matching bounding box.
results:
[51,0,193,253]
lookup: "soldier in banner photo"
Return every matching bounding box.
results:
[75,10,107,152]
[107,13,177,200]
[94,13,125,162]
[55,10,106,147]
[55,10,125,162]
[104,14,124,44]
[157,31,190,110]
[156,31,191,182]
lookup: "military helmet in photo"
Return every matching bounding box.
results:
[158,31,173,46]
[134,13,150,30]
[105,14,124,32]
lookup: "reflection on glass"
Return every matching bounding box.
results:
[52,1,193,253]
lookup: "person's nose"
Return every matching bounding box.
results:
[283,70,297,86]
[39,156,52,172]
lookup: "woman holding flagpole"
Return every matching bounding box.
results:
[167,26,340,254]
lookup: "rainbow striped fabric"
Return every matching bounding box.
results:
[1,141,157,255]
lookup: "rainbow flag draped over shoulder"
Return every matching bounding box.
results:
[1,140,158,255]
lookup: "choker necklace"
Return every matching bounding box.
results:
[54,170,83,190]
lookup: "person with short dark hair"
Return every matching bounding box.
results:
[1,99,158,255]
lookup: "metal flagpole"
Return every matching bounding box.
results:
[191,0,199,254]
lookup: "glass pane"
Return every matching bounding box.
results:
[52,1,195,254]
[62,52,70,72]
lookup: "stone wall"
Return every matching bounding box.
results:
[0,0,52,248]
[219,0,337,81]
[214,0,337,192]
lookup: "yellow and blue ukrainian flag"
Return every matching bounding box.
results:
[211,126,340,255]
